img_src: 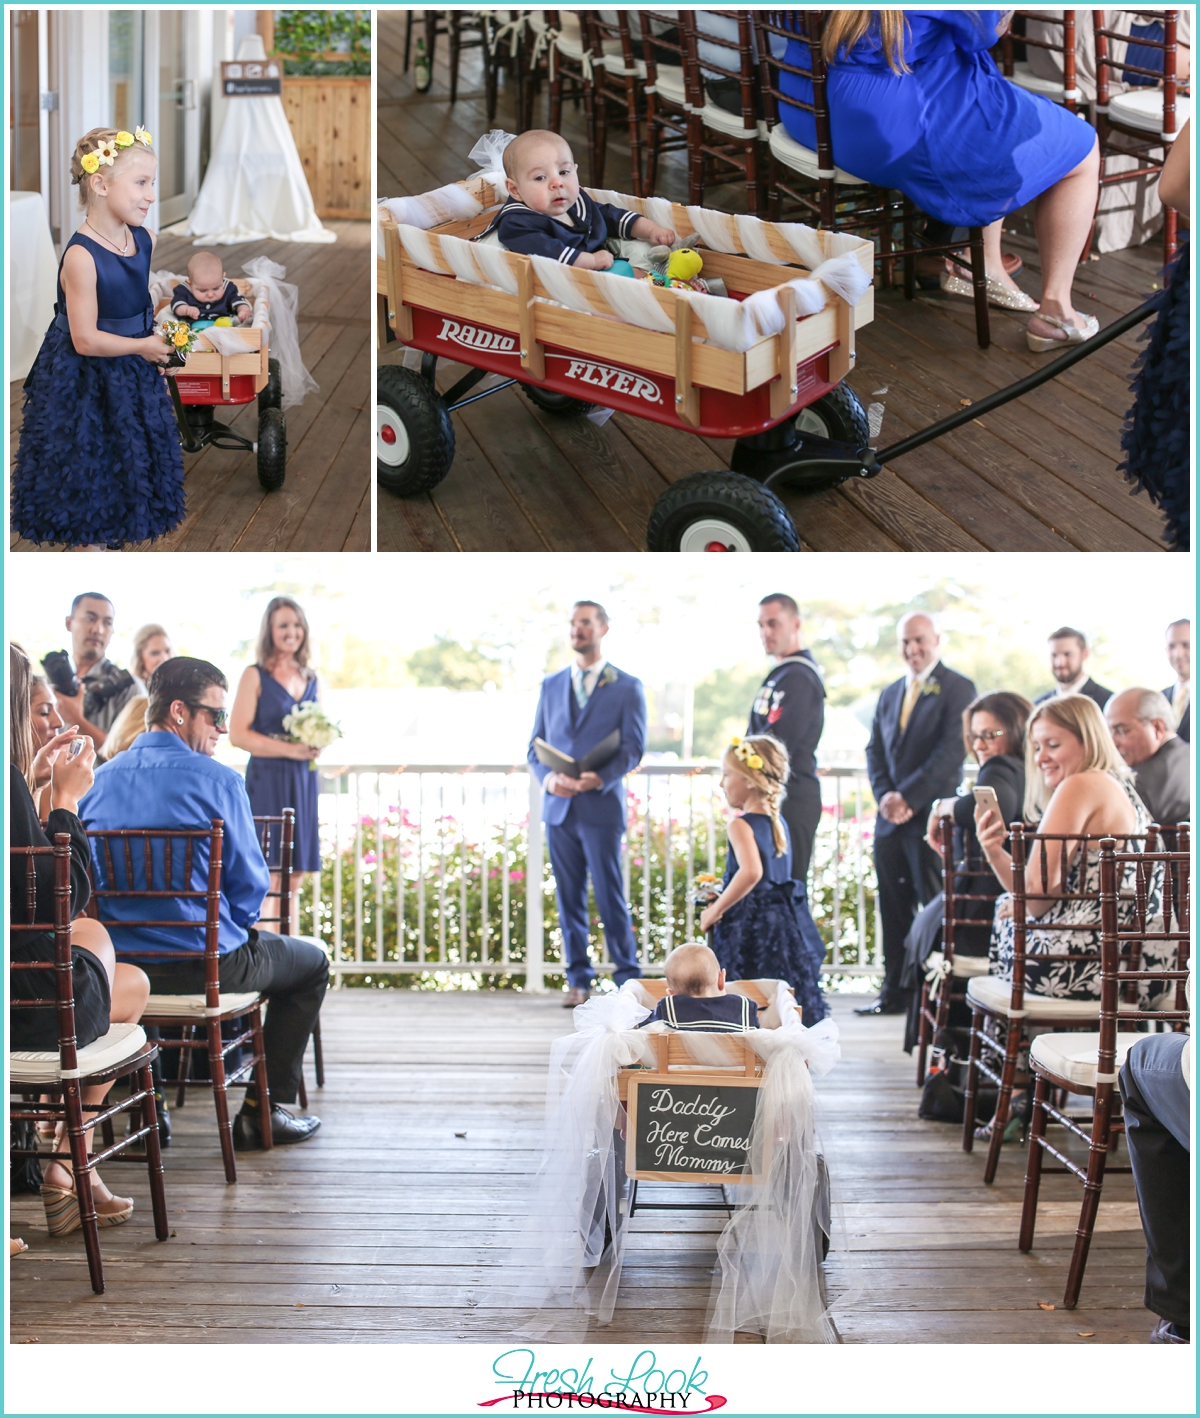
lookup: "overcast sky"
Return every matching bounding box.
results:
[8,551,1189,694]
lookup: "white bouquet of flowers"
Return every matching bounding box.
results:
[281,702,342,771]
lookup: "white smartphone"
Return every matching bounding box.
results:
[972,785,1001,816]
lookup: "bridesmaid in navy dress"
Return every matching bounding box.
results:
[230,597,323,921]
[777,11,1102,352]
[12,127,185,548]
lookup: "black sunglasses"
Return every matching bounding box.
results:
[184,701,229,729]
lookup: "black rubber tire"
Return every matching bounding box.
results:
[256,407,287,491]
[795,382,870,445]
[522,383,595,417]
[646,471,801,552]
[377,365,455,495]
[258,358,283,413]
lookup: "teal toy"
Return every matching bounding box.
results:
[609,259,636,278]
[191,318,217,331]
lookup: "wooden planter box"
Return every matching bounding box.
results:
[282,75,369,219]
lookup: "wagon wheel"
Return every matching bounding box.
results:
[257,358,283,413]
[646,472,801,552]
[377,365,455,496]
[256,408,287,491]
[796,382,870,445]
[522,384,596,417]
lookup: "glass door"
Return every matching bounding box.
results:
[150,8,200,224]
[9,8,48,194]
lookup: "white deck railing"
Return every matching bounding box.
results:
[294,763,882,990]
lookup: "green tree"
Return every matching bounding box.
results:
[692,663,767,759]
[407,636,504,692]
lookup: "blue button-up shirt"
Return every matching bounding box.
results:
[81,731,269,957]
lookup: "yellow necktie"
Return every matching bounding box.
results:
[899,677,921,733]
[1176,684,1189,723]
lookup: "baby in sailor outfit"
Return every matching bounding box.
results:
[171,250,252,324]
[642,943,759,1032]
[479,129,675,269]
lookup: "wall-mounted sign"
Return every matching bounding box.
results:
[221,59,282,97]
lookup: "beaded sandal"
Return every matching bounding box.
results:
[939,269,1038,312]
[1026,311,1100,353]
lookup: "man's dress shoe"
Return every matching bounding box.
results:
[233,1103,321,1150]
[854,998,905,1016]
[563,987,591,1008]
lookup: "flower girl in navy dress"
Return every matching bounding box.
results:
[700,735,828,1023]
[12,127,186,550]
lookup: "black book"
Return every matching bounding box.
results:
[533,729,621,778]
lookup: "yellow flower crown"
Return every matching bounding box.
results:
[729,737,764,772]
[76,127,153,179]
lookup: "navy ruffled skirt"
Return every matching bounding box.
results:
[12,325,187,548]
[712,880,828,1024]
[1121,236,1189,552]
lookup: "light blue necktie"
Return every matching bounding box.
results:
[574,667,591,711]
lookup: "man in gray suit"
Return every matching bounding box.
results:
[1105,689,1191,827]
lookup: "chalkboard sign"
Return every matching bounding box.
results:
[221,60,282,96]
[626,1077,764,1183]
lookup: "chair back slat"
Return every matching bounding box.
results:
[9,835,80,1072]
[251,808,296,936]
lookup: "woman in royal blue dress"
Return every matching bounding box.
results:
[778,11,1102,352]
[12,127,186,548]
[700,735,828,1024]
[230,597,324,923]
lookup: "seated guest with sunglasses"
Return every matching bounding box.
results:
[80,657,328,1148]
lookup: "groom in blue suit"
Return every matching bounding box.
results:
[528,601,647,1006]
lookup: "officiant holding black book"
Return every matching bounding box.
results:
[528,601,647,1006]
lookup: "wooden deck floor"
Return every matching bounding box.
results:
[10,221,371,553]
[9,990,1154,1345]
[377,14,1174,553]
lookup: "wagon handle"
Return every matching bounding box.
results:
[865,295,1162,472]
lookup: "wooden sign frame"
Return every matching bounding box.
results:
[625,1074,765,1185]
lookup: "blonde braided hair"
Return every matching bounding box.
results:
[725,734,791,856]
[70,126,154,208]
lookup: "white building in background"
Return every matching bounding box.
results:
[9,7,265,249]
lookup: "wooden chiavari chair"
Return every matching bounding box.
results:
[88,820,271,1185]
[546,10,604,188]
[685,10,766,215]
[914,813,996,1087]
[637,10,698,201]
[1018,829,1190,1307]
[10,837,168,1293]
[404,10,502,115]
[584,10,647,195]
[999,11,1081,110]
[1093,10,1186,264]
[962,827,1156,1183]
[252,809,326,1110]
[753,9,992,348]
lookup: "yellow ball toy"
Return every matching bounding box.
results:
[214,316,233,327]
[665,248,703,282]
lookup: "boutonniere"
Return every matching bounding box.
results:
[921,678,941,698]
[598,666,618,688]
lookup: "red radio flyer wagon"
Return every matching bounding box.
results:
[376,178,876,551]
[152,276,287,492]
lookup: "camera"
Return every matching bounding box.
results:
[41,649,80,698]
[85,669,136,719]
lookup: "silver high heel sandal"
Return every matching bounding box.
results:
[1025,310,1100,353]
[939,269,1038,312]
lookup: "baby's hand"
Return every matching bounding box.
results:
[576,250,614,270]
[179,304,200,320]
[236,306,252,325]
[647,223,677,247]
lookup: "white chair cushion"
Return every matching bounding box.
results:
[701,101,768,142]
[966,974,1103,1019]
[1007,61,1069,97]
[600,53,646,79]
[10,1023,148,1085]
[767,123,869,185]
[653,64,687,106]
[1107,88,1192,136]
[143,991,262,1020]
[950,953,993,979]
[1029,1031,1146,1090]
